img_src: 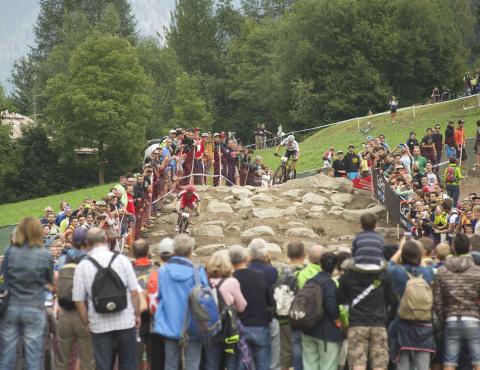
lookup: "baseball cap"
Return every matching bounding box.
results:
[73,228,87,248]
[96,200,107,206]
[202,133,208,137]
[458,119,465,124]
[337,150,344,154]
[169,129,176,134]
[348,144,355,149]
[194,127,201,131]
[151,238,174,259]
[213,133,220,137]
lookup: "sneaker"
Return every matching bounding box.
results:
[186,227,191,234]
[175,225,180,232]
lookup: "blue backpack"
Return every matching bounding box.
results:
[182,265,221,342]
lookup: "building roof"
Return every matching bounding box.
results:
[0,110,35,139]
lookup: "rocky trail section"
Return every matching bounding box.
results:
[147,174,391,263]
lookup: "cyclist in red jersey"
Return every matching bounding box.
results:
[173,184,200,232]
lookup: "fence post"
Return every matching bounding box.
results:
[477,93,479,107]
[357,118,360,130]
[412,105,416,119]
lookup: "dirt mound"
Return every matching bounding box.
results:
[146,174,390,262]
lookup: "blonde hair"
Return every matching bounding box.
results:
[12,217,44,248]
[435,243,451,261]
[207,253,233,278]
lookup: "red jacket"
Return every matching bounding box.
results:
[126,193,136,215]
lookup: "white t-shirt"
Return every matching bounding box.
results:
[280,138,299,152]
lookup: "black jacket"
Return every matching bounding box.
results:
[345,152,360,172]
[337,268,397,327]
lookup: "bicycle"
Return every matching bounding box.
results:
[272,153,297,185]
[173,209,198,233]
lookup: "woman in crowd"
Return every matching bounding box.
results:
[205,252,247,370]
[0,217,54,369]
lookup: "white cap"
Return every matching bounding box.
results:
[151,237,174,258]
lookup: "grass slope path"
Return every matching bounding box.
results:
[259,96,480,172]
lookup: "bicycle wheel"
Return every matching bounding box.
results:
[179,218,188,233]
[272,165,286,185]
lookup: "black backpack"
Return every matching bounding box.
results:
[215,279,240,346]
[88,253,127,313]
[289,275,327,332]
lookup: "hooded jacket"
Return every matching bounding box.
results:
[433,255,480,323]
[152,256,209,340]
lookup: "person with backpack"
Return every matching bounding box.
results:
[434,198,460,244]
[336,246,397,370]
[444,157,463,207]
[387,239,435,370]
[433,234,480,370]
[205,252,247,370]
[131,239,155,370]
[152,234,217,370]
[300,252,343,370]
[55,228,95,370]
[276,241,306,370]
[229,245,273,370]
[72,228,141,370]
[247,238,279,370]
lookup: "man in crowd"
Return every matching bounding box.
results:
[73,228,141,370]
[412,147,428,175]
[455,119,467,163]
[345,144,360,180]
[230,245,273,370]
[444,157,463,206]
[332,150,347,177]
[420,127,437,165]
[152,235,208,370]
[432,124,443,164]
[352,213,385,268]
[445,120,457,159]
[433,234,480,370]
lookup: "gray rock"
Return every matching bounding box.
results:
[310,206,326,213]
[286,221,304,228]
[159,213,178,224]
[196,244,226,256]
[330,193,354,205]
[241,226,275,238]
[307,212,324,219]
[195,225,224,237]
[285,227,319,238]
[302,193,329,205]
[327,210,343,216]
[265,243,282,253]
[252,208,283,219]
[224,195,235,201]
[281,189,302,197]
[204,220,227,227]
[330,205,345,212]
[237,198,254,208]
[376,227,399,239]
[277,173,354,193]
[251,194,275,203]
[342,205,385,221]
[231,187,254,198]
[206,201,234,214]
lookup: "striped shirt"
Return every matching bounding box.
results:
[352,231,385,267]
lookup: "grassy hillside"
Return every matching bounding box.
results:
[0,184,113,227]
[259,96,480,172]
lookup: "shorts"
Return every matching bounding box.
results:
[347,326,388,369]
[391,107,397,113]
[285,149,298,160]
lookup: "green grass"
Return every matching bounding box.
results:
[0,184,114,227]
[259,95,480,172]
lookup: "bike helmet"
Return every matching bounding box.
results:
[287,134,295,141]
[186,184,196,193]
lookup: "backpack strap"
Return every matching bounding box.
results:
[87,256,103,271]
[108,253,119,268]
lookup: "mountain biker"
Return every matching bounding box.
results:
[274,134,300,173]
[173,184,200,233]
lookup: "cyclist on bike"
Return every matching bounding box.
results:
[173,184,200,233]
[274,134,300,173]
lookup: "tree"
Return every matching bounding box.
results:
[46,34,152,184]
[169,72,212,131]
[10,57,37,115]
[167,0,220,75]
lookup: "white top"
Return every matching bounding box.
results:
[72,245,138,333]
[280,138,299,152]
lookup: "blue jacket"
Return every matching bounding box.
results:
[152,256,209,340]
[387,261,434,298]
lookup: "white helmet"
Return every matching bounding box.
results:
[287,134,295,142]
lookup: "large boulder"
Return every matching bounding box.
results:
[206,201,234,214]
[252,208,283,219]
[195,225,224,237]
[376,227,399,239]
[277,173,354,193]
[265,243,282,253]
[285,227,319,238]
[236,198,254,208]
[251,194,275,203]
[342,204,386,222]
[301,193,329,206]
[330,193,354,205]
[281,189,302,198]
[196,244,226,256]
[241,226,275,238]
[231,187,253,199]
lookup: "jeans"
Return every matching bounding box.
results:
[270,319,280,370]
[90,327,137,370]
[444,319,480,367]
[348,172,359,180]
[164,338,202,370]
[397,351,430,370]
[301,334,340,370]
[291,330,303,370]
[446,184,460,206]
[0,305,47,370]
[240,326,271,370]
[205,333,236,370]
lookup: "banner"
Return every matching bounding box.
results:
[352,176,372,191]
[371,169,412,231]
